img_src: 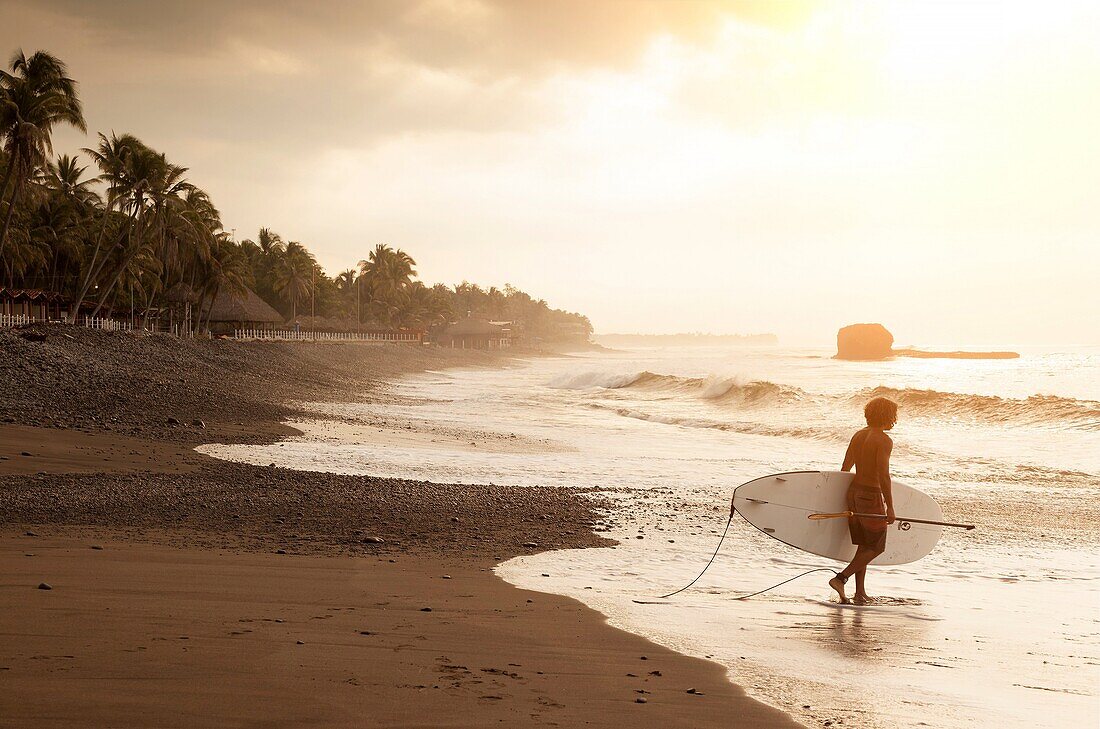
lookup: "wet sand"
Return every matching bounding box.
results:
[0,533,796,728]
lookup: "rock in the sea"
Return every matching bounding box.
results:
[362,536,385,544]
[836,323,894,360]
[37,582,52,590]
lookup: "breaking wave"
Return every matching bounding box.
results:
[582,402,845,442]
[860,387,1100,431]
[549,370,805,406]
[550,370,1100,430]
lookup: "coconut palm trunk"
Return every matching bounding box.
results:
[90,195,148,318]
[69,205,126,319]
[0,181,22,260]
[0,160,15,215]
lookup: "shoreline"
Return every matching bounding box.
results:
[0,327,799,728]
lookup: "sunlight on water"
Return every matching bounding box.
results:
[201,345,1100,729]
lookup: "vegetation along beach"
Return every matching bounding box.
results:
[3,3,1099,728]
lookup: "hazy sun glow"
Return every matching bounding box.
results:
[9,0,1099,344]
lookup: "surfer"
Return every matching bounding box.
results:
[829,397,898,605]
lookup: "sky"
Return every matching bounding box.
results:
[3,0,1098,345]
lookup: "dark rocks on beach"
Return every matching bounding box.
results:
[420,607,433,612]
[635,697,647,704]
[0,330,614,573]
[192,419,206,429]
[20,451,31,456]
[37,582,52,590]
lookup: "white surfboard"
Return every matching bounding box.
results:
[732,471,943,565]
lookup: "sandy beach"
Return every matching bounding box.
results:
[0,327,798,728]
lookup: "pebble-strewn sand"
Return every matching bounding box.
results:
[0,325,799,728]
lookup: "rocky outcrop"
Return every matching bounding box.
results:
[836,323,1020,360]
[836,323,894,360]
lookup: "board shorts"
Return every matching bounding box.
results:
[847,483,888,553]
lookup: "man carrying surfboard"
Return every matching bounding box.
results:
[829,397,898,604]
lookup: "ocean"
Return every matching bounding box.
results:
[200,344,1100,728]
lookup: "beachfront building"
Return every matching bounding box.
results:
[0,288,67,324]
[203,286,284,336]
[435,317,513,349]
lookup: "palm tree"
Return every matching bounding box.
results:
[0,50,86,259]
[273,241,313,321]
[70,132,146,318]
[199,236,250,332]
[358,244,417,326]
[89,140,193,317]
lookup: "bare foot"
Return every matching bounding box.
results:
[828,575,849,604]
[852,594,872,606]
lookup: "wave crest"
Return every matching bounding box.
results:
[861,386,1100,430]
[548,369,806,406]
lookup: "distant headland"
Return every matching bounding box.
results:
[836,323,1019,360]
[596,333,778,347]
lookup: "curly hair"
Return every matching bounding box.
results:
[864,397,898,428]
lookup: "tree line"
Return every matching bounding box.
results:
[0,50,592,340]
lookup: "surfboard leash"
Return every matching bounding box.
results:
[728,567,838,601]
[652,508,840,602]
[657,512,734,599]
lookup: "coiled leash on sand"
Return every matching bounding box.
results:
[639,509,838,603]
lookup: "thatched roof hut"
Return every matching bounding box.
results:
[435,317,513,349]
[204,287,283,334]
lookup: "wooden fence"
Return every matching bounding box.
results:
[234,328,422,343]
[82,316,132,331]
[0,314,132,331]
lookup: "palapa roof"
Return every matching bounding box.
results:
[205,287,283,324]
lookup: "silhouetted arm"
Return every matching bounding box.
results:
[841,433,858,471]
[878,437,895,523]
